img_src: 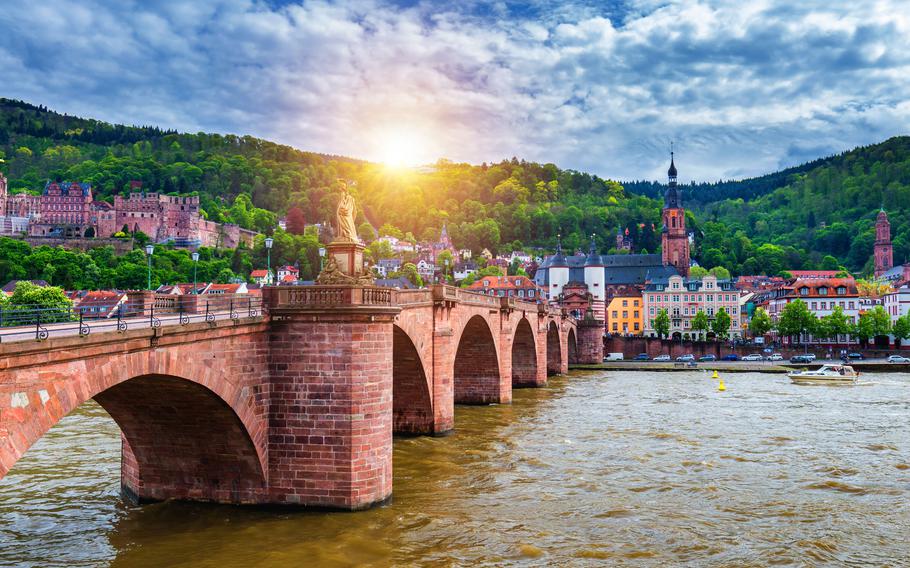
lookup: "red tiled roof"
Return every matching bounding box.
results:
[250,269,269,278]
[787,270,844,278]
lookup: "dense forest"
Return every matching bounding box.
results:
[1,97,908,285]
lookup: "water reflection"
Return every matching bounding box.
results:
[1,370,908,566]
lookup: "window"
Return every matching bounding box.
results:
[800,287,809,296]
[612,323,618,331]
[622,300,628,307]
[634,322,640,331]
[707,308,714,316]
[622,311,628,318]
[811,302,817,310]
[612,311,618,318]
[818,287,828,296]
[634,311,639,319]
[483,280,489,287]
[664,295,669,302]
[684,307,689,315]
[837,287,846,295]
[650,307,655,315]
[707,294,713,302]
[672,295,680,302]
[528,290,535,297]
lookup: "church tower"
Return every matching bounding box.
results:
[661,152,689,277]
[0,171,7,217]
[874,208,893,278]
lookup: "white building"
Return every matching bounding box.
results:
[643,275,742,339]
[883,285,910,322]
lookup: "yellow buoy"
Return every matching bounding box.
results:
[718,379,726,391]
[712,370,719,379]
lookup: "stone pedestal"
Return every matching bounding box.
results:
[318,240,373,285]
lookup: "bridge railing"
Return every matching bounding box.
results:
[265,286,395,308]
[0,294,263,343]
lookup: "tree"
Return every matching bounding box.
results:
[5,281,73,323]
[818,305,851,345]
[712,308,732,339]
[395,262,423,287]
[776,299,817,349]
[691,310,709,341]
[749,307,772,338]
[892,314,910,347]
[856,305,891,346]
[652,308,670,339]
[688,266,709,279]
[358,222,375,243]
[856,279,892,299]
[285,206,306,235]
[709,266,731,280]
[436,250,455,278]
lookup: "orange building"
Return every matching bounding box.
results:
[607,295,643,335]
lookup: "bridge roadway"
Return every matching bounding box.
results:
[0,285,603,510]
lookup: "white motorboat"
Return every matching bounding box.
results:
[788,364,858,385]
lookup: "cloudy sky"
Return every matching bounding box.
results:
[1,0,908,182]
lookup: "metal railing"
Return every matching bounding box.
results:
[0,295,263,344]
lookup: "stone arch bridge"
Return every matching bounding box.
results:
[0,285,602,510]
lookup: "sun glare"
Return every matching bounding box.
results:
[376,129,425,168]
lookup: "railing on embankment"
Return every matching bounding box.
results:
[0,294,262,343]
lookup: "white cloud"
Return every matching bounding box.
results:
[0,0,908,182]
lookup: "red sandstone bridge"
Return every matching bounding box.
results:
[0,285,603,510]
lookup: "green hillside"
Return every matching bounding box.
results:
[693,136,910,274]
[0,97,906,282]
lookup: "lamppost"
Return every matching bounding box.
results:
[265,237,274,284]
[319,247,326,271]
[191,251,199,293]
[145,244,154,291]
[443,258,449,284]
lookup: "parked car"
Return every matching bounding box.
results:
[676,354,696,362]
[790,355,813,363]
[698,354,717,362]
[742,354,764,361]
[654,354,672,362]
[847,352,864,360]
[887,355,910,363]
[604,352,625,361]
[766,353,784,361]
[804,353,817,361]
[633,353,650,361]
[722,354,740,361]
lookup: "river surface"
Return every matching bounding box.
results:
[1,370,909,567]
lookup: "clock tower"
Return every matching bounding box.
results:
[661,152,689,277]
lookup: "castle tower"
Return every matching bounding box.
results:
[874,208,893,278]
[548,235,570,300]
[583,234,606,321]
[661,152,689,276]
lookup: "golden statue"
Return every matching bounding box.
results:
[335,179,359,243]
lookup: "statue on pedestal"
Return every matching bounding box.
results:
[335,180,359,243]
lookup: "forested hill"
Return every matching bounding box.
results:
[689,136,910,275]
[1,97,908,278]
[621,154,837,205]
[0,97,664,256]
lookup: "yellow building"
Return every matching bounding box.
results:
[607,296,644,335]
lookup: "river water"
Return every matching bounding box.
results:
[1,370,908,567]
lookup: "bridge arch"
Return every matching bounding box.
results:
[453,314,501,404]
[511,317,539,388]
[392,325,433,434]
[567,328,578,365]
[546,320,562,376]
[0,353,268,504]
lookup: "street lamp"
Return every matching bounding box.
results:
[265,237,274,284]
[443,258,449,284]
[191,251,200,293]
[319,247,326,271]
[145,244,155,291]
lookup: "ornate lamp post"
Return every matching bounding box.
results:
[265,237,274,284]
[443,258,449,284]
[145,244,155,291]
[319,247,326,272]
[191,251,199,293]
